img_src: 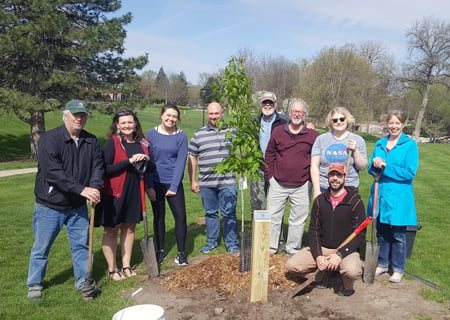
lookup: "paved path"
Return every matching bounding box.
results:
[0,168,37,177]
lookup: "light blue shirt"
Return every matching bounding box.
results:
[259,113,276,157]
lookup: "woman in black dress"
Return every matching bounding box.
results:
[96,110,155,280]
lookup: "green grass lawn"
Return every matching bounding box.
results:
[0,107,449,320]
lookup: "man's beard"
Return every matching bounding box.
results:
[330,180,345,192]
[262,108,275,117]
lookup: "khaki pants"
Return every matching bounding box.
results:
[285,246,362,290]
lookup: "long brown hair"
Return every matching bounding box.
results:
[106,110,146,142]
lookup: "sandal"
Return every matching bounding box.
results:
[109,269,125,281]
[122,266,137,278]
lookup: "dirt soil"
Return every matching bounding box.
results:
[128,254,450,320]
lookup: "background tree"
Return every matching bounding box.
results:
[154,66,169,103]
[402,17,450,140]
[139,69,157,101]
[0,0,147,158]
[200,76,221,105]
[296,46,379,123]
[168,71,189,105]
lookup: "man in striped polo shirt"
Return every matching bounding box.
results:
[188,102,240,254]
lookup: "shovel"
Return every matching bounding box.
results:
[363,166,384,284]
[87,204,95,280]
[82,203,100,301]
[134,161,159,278]
[292,216,373,297]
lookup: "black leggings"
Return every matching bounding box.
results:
[150,182,187,253]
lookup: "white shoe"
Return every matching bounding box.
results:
[389,272,403,283]
[375,267,388,277]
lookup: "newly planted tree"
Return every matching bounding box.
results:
[214,56,262,271]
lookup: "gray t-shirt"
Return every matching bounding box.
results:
[311,131,367,189]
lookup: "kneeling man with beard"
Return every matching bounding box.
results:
[285,162,366,297]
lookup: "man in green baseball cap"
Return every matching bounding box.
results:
[64,99,90,115]
[27,98,103,301]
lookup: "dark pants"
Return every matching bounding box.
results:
[150,182,187,253]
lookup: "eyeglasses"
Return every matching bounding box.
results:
[262,100,274,105]
[290,110,305,116]
[332,117,346,123]
[117,109,134,116]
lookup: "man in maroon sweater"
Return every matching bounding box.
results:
[285,162,366,296]
[265,99,318,256]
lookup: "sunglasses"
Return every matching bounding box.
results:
[332,117,346,123]
[262,100,274,105]
[117,109,134,116]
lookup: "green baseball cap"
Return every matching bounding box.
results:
[65,99,89,114]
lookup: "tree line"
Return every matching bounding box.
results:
[1,1,449,159]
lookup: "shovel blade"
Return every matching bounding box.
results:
[140,237,159,278]
[363,241,380,284]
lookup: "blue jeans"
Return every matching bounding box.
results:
[199,186,239,250]
[27,203,90,290]
[377,222,407,273]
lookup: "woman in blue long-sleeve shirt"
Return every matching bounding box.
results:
[368,110,419,283]
[146,104,189,266]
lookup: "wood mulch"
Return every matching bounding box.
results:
[160,254,303,294]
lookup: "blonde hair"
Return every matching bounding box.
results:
[325,107,355,130]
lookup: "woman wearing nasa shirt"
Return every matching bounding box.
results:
[310,107,368,199]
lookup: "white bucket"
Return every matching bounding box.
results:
[112,304,165,320]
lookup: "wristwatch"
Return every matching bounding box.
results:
[335,250,343,258]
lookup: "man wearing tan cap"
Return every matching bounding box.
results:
[250,91,289,214]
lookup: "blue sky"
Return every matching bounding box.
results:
[116,0,450,84]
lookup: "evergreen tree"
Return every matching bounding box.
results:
[154,66,169,103]
[0,0,147,158]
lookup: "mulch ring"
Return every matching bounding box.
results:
[160,253,303,294]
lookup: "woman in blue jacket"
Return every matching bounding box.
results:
[368,110,419,283]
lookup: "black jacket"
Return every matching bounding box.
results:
[308,187,366,259]
[254,111,289,170]
[34,125,104,210]
[254,111,289,143]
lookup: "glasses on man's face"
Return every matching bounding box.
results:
[290,110,305,116]
[117,110,134,116]
[332,117,346,123]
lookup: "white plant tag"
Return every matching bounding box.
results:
[239,176,248,190]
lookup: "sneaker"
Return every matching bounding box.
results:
[315,283,328,289]
[389,272,403,283]
[337,288,355,297]
[199,244,217,254]
[81,279,101,301]
[375,267,388,277]
[27,285,43,300]
[227,246,240,254]
[174,252,188,266]
[156,250,167,265]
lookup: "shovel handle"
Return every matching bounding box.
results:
[87,205,95,276]
[139,179,149,240]
[338,216,373,249]
[345,149,353,174]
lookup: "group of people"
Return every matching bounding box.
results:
[25,99,241,300]
[26,93,418,301]
[253,92,418,296]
